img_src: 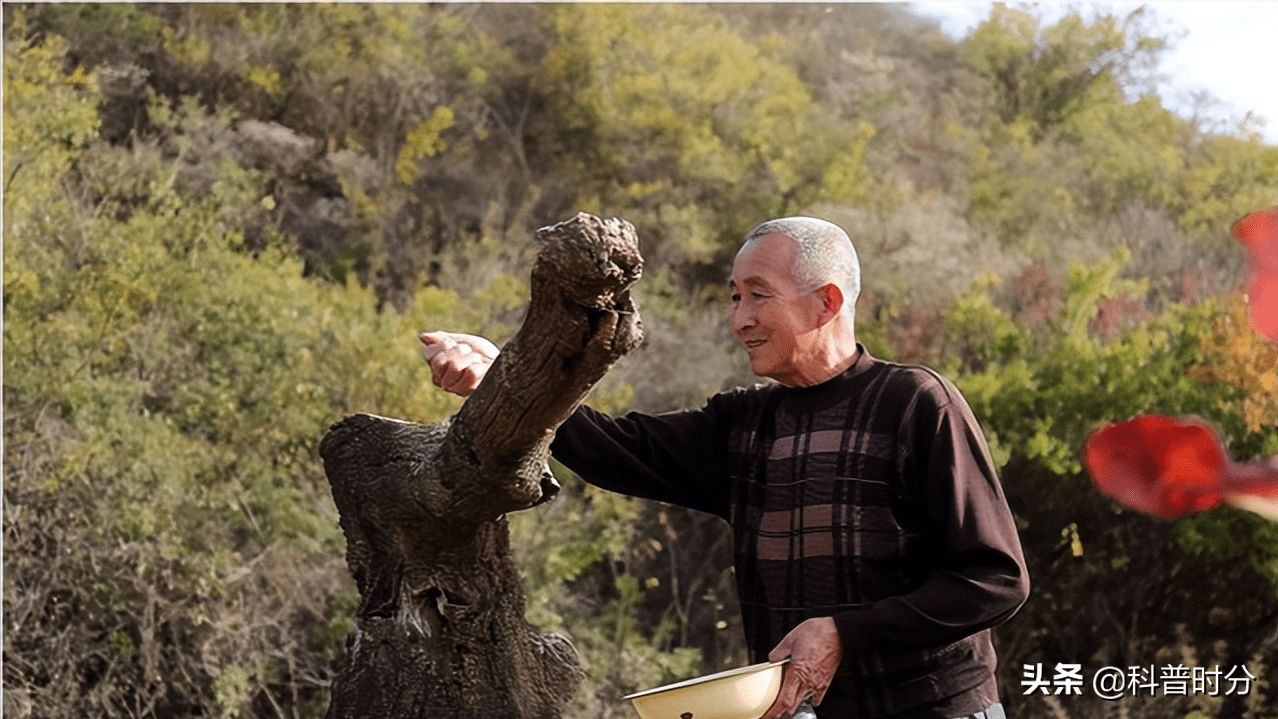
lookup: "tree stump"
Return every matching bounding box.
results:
[319,213,644,719]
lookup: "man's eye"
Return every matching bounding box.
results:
[730,293,741,303]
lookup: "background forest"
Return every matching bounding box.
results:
[4,3,1277,719]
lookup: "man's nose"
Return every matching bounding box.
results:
[731,301,754,334]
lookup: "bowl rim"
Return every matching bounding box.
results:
[622,658,790,701]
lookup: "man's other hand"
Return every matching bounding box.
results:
[419,331,499,397]
[763,617,842,719]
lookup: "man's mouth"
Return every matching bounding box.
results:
[742,338,766,350]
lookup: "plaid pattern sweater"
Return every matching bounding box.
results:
[551,347,1029,718]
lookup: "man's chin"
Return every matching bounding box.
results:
[748,358,776,381]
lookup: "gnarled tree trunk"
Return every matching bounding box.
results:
[319,213,644,719]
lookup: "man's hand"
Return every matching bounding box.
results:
[762,617,842,719]
[420,331,500,397]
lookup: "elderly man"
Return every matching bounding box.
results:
[421,217,1029,719]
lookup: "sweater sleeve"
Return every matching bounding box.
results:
[549,399,734,519]
[832,379,1030,655]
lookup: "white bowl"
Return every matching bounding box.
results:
[623,659,789,719]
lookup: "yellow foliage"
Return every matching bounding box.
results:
[3,26,99,196]
[1175,140,1278,240]
[822,120,878,206]
[242,64,282,98]
[161,25,212,66]
[395,106,456,185]
[1191,293,1278,432]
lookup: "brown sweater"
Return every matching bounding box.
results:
[551,346,1029,718]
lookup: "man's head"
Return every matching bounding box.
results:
[742,217,861,319]
[730,217,861,387]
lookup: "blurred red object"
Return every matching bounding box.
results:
[1084,415,1227,519]
[1085,415,1278,520]
[1232,206,1278,344]
[1247,274,1278,343]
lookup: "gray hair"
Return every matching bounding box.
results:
[741,216,860,319]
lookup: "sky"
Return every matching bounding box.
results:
[908,2,1278,146]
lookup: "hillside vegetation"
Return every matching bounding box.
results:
[4,5,1277,719]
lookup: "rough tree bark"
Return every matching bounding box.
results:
[318,213,644,719]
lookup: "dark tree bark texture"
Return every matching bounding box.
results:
[319,213,644,719]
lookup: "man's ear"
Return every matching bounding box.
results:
[815,283,844,326]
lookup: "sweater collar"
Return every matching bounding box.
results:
[774,343,877,414]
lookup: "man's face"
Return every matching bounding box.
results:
[730,233,826,387]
